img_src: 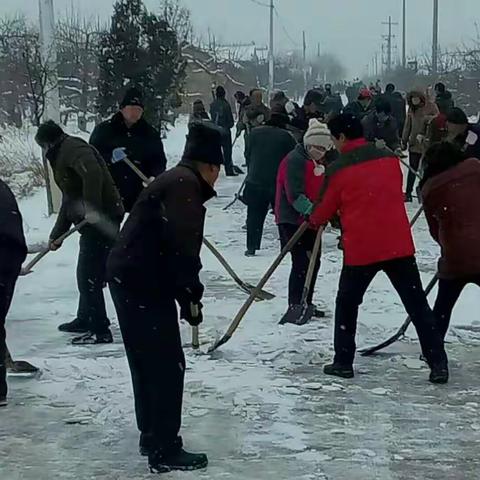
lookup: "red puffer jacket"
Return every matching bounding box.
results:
[310,138,415,266]
[422,158,480,279]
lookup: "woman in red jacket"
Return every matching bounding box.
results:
[275,119,333,324]
[421,141,480,340]
[309,113,448,384]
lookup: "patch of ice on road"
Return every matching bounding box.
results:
[370,387,389,396]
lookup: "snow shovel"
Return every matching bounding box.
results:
[21,220,89,275]
[208,222,309,353]
[279,227,323,326]
[223,177,247,211]
[5,345,40,377]
[112,149,275,302]
[203,238,274,301]
[359,274,439,356]
[410,205,424,227]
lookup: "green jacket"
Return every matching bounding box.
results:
[47,135,124,240]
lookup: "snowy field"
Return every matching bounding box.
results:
[2,117,480,479]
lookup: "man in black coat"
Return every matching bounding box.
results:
[382,83,407,136]
[107,123,222,474]
[35,121,124,344]
[362,98,400,151]
[210,85,237,176]
[287,89,325,142]
[90,87,167,211]
[0,180,27,406]
[244,109,297,256]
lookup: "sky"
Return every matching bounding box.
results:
[1,0,479,76]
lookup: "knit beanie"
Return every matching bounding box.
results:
[303,119,332,149]
[120,87,144,109]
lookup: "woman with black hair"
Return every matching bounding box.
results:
[421,141,480,340]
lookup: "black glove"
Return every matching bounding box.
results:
[176,283,204,326]
[179,301,204,327]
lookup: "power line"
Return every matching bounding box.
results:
[246,0,270,7]
[274,7,299,47]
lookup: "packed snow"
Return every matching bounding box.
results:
[2,116,480,479]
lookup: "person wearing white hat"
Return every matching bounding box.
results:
[274,119,335,323]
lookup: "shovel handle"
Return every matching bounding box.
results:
[22,220,88,273]
[192,326,200,350]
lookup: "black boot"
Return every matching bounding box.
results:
[149,444,208,473]
[324,363,354,379]
[244,249,256,257]
[0,396,7,407]
[139,433,153,456]
[311,305,326,319]
[429,364,449,384]
[71,330,113,345]
[58,318,89,333]
[233,165,244,175]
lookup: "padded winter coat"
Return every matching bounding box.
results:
[309,138,415,266]
[0,179,27,267]
[275,144,325,226]
[422,158,480,279]
[362,112,400,151]
[107,160,215,295]
[47,135,124,241]
[90,112,167,212]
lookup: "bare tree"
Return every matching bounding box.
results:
[158,0,192,46]
[57,10,105,129]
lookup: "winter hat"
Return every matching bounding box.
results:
[120,87,144,109]
[358,88,373,100]
[303,119,332,149]
[193,99,206,115]
[446,107,468,125]
[183,123,223,166]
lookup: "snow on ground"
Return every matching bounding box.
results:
[2,116,480,479]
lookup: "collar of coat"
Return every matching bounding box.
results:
[111,111,154,135]
[316,138,394,202]
[46,134,69,165]
[177,159,217,203]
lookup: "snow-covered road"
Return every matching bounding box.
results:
[2,117,480,479]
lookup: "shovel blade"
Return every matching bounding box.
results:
[240,283,276,301]
[279,304,315,326]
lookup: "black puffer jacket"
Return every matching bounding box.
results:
[0,179,27,267]
[90,112,167,211]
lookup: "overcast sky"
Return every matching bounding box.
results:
[1,0,479,76]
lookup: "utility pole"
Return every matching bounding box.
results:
[402,0,406,68]
[302,30,307,92]
[268,0,274,97]
[317,42,320,58]
[39,0,61,214]
[382,16,398,73]
[432,0,439,76]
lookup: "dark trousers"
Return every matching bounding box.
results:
[221,130,234,174]
[405,151,422,197]
[279,223,321,305]
[109,283,185,450]
[334,256,447,366]
[77,225,118,334]
[245,183,274,252]
[433,275,480,340]
[0,252,22,399]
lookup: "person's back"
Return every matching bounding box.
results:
[422,157,480,278]
[310,138,414,266]
[246,122,296,195]
[108,161,210,292]
[210,98,234,130]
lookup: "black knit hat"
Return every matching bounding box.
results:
[183,123,223,166]
[120,87,144,109]
[446,107,468,125]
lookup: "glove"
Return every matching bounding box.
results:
[292,194,314,216]
[180,301,204,327]
[375,139,387,149]
[176,283,204,326]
